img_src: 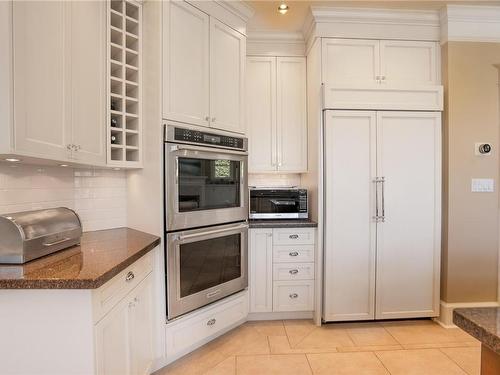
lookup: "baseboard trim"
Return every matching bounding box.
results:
[437,300,500,327]
[247,311,313,321]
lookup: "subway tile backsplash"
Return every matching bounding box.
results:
[248,173,302,188]
[0,164,127,232]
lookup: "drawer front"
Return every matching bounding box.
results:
[165,291,248,361]
[273,263,315,281]
[273,280,314,312]
[273,228,315,245]
[273,245,314,263]
[93,251,153,322]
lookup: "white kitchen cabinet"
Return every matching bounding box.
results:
[6,0,107,165]
[162,1,246,134]
[246,56,307,173]
[323,110,441,322]
[249,229,273,313]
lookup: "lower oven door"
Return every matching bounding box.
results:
[166,222,248,320]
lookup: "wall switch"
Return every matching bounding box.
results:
[471,178,495,192]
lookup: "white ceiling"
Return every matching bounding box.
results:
[245,0,500,32]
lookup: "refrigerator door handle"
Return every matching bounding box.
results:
[373,178,380,221]
[380,177,386,222]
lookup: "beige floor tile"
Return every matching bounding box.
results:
[376,348,467,375]
[402,341,480,350]
[246,320,287,336]
[203,356,236,375]
[441,346,481,375]
[337,345,403,352]
[210,324,270,356]
[307,352,390,375]
[284,320,317,347]
[269,335,338,354]
[294,326,355,350]
[345,324,399,346]
[157,345,226,375]
[236,354,312,375]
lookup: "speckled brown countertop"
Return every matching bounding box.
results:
[249,219,318,228]
[0,228,160,289]
[454,307,500,354]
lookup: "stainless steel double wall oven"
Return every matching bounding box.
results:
[164,124,249,320]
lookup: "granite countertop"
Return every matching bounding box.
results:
[454,307,500,354]
[0,228,160,289]
[249,219,318,228]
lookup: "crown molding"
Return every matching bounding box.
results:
[247,31,305,56]
[215,0,255,22]
[440,5,500,44]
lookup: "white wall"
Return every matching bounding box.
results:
[0,163,127,231]
[249,173,301,187]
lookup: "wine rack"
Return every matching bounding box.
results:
[107,0,142,166]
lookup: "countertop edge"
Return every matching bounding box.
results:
[453,309,500,354]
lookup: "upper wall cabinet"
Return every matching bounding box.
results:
[322,38,439,87]
[247,56,307,173]
[162,1,246,134]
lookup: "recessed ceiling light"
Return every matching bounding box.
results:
[59,164,69,167]
[5,158,20,162]
[113,167,121,171]
[278,2,289,15]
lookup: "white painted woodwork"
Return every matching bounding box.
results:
[273,228,315,245]
[162,1,209,127]
[0,1,12,153]
[276,57,307,172]
[249,229,273,313]
[273,280,314,312]
[375,111,441,319]
[246,57,276,172]
[209,18,245,134]
[273,245,315,264]
[273,263,315,281]
[165,291,248,364]
[322,38,380,86]
[323,111,377,322]
[380,41,438,85]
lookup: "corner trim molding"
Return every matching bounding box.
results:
[247,31,305,56]
[436,300,500,328]
[215,0,255,22]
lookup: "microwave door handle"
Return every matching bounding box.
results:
[270,199,296,206]
[170,144,248,156]
[177,223,249,242]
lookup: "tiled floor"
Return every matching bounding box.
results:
[155,319,480,375]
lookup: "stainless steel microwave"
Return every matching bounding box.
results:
[249,188,308,219]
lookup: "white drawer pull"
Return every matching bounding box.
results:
[125,271,135,282]
[207,318,216,326]
[289,269,299,275]
[289,293,299,299]
[289,234,299,239]
[289,251,299,257]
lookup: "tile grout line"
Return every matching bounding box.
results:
[438,347,473,375]
[373,350,394,375]
[304,352,314,375]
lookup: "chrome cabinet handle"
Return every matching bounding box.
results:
[289,251,299,257]
[205,116,210,122]
[66,144,73,150]
[125,271,135,282]
[289,269,299,275]
[289,293,298,299]
[74,145,81,151]
[207,318,216,326]
[177,223,248,241]
[373,177,386,222]
[380,176,386,222]
[289,234,299,239]
[43,237,70,247]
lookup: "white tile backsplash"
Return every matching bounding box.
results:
[249,173,302,188]
[0,164,127,232]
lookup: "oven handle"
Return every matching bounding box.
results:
[170,144,248,156]
[177,223,249,242]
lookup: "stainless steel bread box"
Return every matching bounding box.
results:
[0,208,82,264]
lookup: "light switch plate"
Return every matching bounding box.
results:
[471,178,495,192]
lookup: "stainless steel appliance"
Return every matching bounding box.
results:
[164,124,249,320]
[249,187,308,219]
[0,208,82,264]
[164,125,248,231]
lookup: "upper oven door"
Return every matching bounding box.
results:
[166,143,249,231]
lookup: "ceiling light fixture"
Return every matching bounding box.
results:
[278,2,289,15]
[5,158,20,162]
[59,164,69,167]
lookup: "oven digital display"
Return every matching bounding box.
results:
[204,135,220,143]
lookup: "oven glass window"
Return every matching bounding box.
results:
[179,234,242,297]
[178,158,241,212]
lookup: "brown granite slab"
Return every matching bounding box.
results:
[0,227,160,289]
[454,307,500,354]
[248,219,318,228]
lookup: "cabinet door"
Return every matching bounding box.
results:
[323,110,377,322]
[249,229,273,313]
[322,38,380,86]
[69,0,106,165]
[163,1,209,127]
[380,41,438,86]
[375,111,441,320]
[95,295,132,375]
[130,275,153,375]
[246,57,276,172]
[276,57,307,172]
[12,1,70,160]
[210,18,245,134]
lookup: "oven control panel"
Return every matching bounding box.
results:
[172,127,247,151]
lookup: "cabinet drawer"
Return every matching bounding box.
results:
[273,263,315,281]
[165,291,248,362]
[92,252,153,322]
[273,280,314,312]
[273,228,315,245]
[273,245,314,263]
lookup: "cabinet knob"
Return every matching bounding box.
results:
[289,293,299,299]
[207,318,216,326]
[289,234,299,239]
[211,117,216,122]
[289,269,299,275]
[66,144,73,150]
[74,145,81,151]
[125,271,135,282]
[289,251,299,257]
[205,116,210,122]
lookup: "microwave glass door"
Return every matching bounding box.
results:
[251,194,299,214]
